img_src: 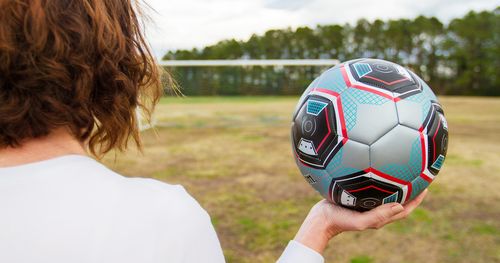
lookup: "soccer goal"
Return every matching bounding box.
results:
[137,59,339,131]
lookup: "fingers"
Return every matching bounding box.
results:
[354,202,404,230]
[405,189,428,210]
[387,189,429,222]
[353,189,429,230]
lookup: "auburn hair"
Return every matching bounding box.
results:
[0,0,164,156]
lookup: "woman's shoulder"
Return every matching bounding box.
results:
[95,168,208,220]
[123,176,208,219]
[59,155,210,224]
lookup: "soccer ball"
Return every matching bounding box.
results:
[291,58,448,211]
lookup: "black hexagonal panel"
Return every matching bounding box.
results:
[329,173,403,211]
[424,102,449,175]
[349,58,422,96]
[291,95,341,169]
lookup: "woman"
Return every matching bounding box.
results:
[0,0,426,262]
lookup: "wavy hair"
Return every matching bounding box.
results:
[0,0,165,156]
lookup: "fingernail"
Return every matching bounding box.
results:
[391,203,404,213]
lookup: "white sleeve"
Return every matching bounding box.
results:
[166,186,225,263]
[277,240,324,263]
[181,208,226,263]
[150,184,226,263]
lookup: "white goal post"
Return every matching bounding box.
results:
[158,59,339,67]
[138,59,340,131]
[137,107,157,131]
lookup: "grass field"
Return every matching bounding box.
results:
[103,96,500,263]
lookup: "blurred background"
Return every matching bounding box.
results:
[104,1,499,262]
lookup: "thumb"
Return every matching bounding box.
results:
[356,203,404,229]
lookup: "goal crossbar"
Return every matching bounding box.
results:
[159,59,339,67]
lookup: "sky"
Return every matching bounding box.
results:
[143,0,499,59]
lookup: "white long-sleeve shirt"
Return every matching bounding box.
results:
[0,155,323,263]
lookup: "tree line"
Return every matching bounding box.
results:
[163,8,499,96]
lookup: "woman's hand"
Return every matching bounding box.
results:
[294,189,428,254]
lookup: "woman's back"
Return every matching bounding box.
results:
[0,1,427,261]
[0,155,225,263]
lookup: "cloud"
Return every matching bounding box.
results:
[143,0,500,58]
[263,0,315,11]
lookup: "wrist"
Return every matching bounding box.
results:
[293,213,339,254]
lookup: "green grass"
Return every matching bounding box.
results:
[104,96,500,263]
[471,223,499,235]
[350,255,374,263]
[446,154,483,167]
[411,207,432,223]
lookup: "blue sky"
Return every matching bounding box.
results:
[144,0,499,58]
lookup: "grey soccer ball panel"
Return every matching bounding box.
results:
[344,95,398,145]
[296,161,330,195]
[325,139,370,178]
[396,98,424,130]
[370,125,422,182]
